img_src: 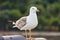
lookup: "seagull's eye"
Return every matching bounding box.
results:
[32,8,35,10]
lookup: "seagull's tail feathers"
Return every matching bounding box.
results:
[13,22,16,25]
[13,26,16,28]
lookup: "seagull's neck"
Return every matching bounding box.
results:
[29,10,37,17]
[28,10,38,23]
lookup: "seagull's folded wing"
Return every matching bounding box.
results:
[16,16,27,29]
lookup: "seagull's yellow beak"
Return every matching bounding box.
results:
[36,9,40,12]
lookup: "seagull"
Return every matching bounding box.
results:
[13,6,40,40]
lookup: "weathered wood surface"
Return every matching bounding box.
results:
[0,31,60,40]
[0,31,60,36]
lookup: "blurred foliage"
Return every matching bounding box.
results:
[0,0,60,31]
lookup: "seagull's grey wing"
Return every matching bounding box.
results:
[16,16,27,29]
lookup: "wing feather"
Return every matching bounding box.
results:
[15,16,27,29]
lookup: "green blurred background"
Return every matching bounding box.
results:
[0,0,60,31]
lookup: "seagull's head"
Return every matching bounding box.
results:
[30,6,40,13]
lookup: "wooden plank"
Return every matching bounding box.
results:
[0,31,60,37]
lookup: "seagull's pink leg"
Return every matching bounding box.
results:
[25,30,27,40]
[29,30,32,40]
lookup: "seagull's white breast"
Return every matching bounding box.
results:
[27,15,38,26]
[25,14,38,30]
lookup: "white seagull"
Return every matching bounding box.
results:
[13,6,40,40]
